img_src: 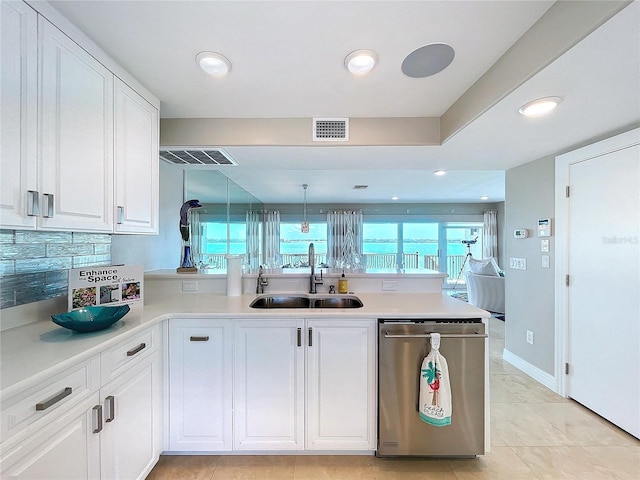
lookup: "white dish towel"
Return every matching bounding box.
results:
[419,333,452,426]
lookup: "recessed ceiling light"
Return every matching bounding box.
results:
[344,50,377,75]
[196,51,231,77]
[391,196,399,201]
[434,169,446,176]
[480,195,490,201]
[518,96,562,117]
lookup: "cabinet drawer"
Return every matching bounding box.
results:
[100,324,160,385]
[1,356,100,443]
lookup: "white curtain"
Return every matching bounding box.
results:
[246,210,281,269]
[245,211,261,270]
[263,210,281,268]
[326,210,363,270]
[483,209,498,261]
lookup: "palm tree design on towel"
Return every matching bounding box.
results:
[422,360,441,406]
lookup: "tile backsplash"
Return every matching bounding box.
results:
[0,230,111,309]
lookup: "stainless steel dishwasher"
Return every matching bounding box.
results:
[377,319,487,457]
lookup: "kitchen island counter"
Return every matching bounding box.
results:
[1,291,487,399]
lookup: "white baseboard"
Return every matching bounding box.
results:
[502,348,559,393]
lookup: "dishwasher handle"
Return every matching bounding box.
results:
[383,333,487,339]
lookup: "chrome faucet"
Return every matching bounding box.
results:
[309,243,324,294]
[256,266,268,294]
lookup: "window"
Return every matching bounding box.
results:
[442,223,483,286]
[280,221,327,268]
[363,223,399,268]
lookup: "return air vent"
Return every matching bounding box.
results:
[313,118,349,141]
[159,148,237,166]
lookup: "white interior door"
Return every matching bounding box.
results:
[567,143,639,438]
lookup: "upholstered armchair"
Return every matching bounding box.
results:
[465,258,505,314]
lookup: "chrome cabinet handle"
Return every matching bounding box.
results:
[35,387,72,411]
[105,395,115,423]
[308,327,313,347]
[27,190,39,216]
[190,336,209,342]
[42,193,54,218]
[126,342,146,356]
[297,328,302,347]
[92,405,103,433]
[117,206,124,224]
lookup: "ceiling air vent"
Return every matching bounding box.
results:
[313,118,349,142]
[159,148,237,166]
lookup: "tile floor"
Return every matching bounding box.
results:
[146,318,639,480]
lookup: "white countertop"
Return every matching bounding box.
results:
[0,292,487,397]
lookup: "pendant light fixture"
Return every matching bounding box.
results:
[301,184,309,233]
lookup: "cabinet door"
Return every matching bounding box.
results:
[169,319,233,451]
[306,319,377,450]
[100,351,161,480]
[0,0,37,229]
[38,17,113,232]
[114,78,159,234]
[234,319,304,450]
[0,392,100,480]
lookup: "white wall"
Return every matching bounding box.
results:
[504,156,556,375]
[111,161,183,270]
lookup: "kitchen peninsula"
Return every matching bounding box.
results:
[0,273,490,479]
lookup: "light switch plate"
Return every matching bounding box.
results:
[509,257,527,270]
[541,239,550,252]
[541,255,550,268]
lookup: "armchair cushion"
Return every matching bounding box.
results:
[466,271,505,314]
[468,257,501,276]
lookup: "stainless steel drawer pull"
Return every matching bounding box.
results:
[126,342,146,356]
[43,193,54,218]
[384,333,488,339]
[105,395,115,423]
[36,387,72,411]
[92,405,103,433]
[189,336,209,342]
[297,328,302,347]
[308,327,313,347]
[27,190,40,216]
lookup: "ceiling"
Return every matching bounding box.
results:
[43,0,640,204]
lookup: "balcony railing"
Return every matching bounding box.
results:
[198,252,468,282]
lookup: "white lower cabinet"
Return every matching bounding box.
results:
[306,319,377,450]
[168,319,233,451]
[0,326,162,480]
[231,317,377,451]
[100,350,162,480]
[0,392,101,480]
[233,319,305,450]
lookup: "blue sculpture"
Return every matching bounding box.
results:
[178,199,202,272]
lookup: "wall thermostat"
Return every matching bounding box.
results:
[514,229,529,239]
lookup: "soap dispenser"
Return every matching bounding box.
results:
[338,270,348,294]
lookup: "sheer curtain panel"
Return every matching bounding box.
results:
[326,210,363,270]
[483,210,498,261]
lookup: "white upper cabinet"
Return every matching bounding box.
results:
[0,1,38,229]
[39,17,114,232]
[114,78,159,234]
[0,2,159,234]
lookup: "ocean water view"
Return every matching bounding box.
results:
[204,241,472,257]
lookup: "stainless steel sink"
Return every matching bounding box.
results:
[312,296,363,309]
[249,294,363,309]
[249,295,311,309]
